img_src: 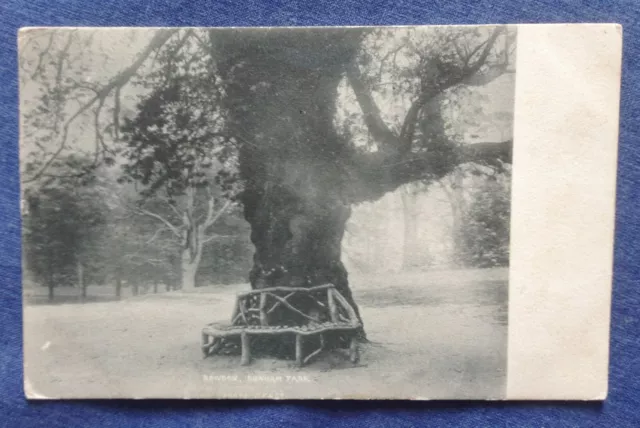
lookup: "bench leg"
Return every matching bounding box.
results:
[202,333,210,358]
[295,333,304,367]
[349,336,359,364]
[240,331,251,366]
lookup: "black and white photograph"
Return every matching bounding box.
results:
[19,25,517,399]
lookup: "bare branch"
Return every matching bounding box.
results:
[158,195,183,220]
[464,38,490,67]
[126,254,169,267]
[463,66,514,86]
[349,27,506,164]
[202,234,236,244]
[113,86,121,141]
[398,93,440,151]
[54,32,74,90]
[460,140,512,167]
[92,96,106,164]
[133,206,182,238]
[346,62,400,150]
[190,30,208,50]
[145,226,170,245]
[31,32,56,79]
[452,39,466,66]
[461,28,512,86]
[24,29,179,183]
[204,199,232,229]
[462,27,504,77]
[376,42,405,81]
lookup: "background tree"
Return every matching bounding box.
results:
[99,183,178,297]
[400,182,435,270]
[438,166,470,265]
[118,40,238,290]
[457,167,511,267]
[342,196,402,273]
[23,158,107,301]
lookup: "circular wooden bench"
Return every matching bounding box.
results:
[201,284,361,366]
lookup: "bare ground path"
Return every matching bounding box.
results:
[23,268,508,399]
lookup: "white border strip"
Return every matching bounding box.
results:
[507,24,622,400]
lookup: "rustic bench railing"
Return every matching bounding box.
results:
[201,284,361,366]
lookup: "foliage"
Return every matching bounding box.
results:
[456,169,511,268]
[23,160,109,288]
[119,39,239,200]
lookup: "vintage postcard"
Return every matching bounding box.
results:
[18,24,621,400]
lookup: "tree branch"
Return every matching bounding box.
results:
[204,199,231,229]
[158,194,183,220]
[30,32,56,79]
[145,226,171,245]
[113,86,121,140]
[463,66,514,86]
[460,140,512,167]
[401,28,505,146]
[346,62,400,150]
[346,27,512,203]
[24,29,179,184]
[133,206,182,238]
[398,93,439,151]
[350,138,512,203]
[348,27,506,163]
[461,27,504,77]
[202,234,236,244]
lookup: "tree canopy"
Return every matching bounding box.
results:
[19,27,514,195]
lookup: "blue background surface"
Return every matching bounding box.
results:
[1,1,638,426]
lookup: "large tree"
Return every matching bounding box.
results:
[208,28,513,335]
[20,26,515,341]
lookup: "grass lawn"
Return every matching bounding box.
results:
[23,268,508,399]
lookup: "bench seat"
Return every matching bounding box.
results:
[200,284,361,366]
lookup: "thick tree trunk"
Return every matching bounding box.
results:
[214,30,366,339]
